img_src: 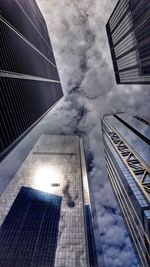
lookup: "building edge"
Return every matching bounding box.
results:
[80,138,105,267]
[0,96,63,162]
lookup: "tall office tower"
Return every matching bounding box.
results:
[101,113,150,267]
[0,135,99,267]
[106,0,150,84]
[0,0,63,161]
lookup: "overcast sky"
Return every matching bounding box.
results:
[1,0,150,266]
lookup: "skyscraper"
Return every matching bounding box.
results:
[101,113,150,267]
[0,0,63,161]
[106,0,150,84]
[0,135,100,267]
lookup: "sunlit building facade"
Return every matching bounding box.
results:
[0,0,63,161]
[0,135,99,267]
[101,113,150,267]
[106,0,150,84]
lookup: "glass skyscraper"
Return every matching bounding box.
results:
[101,113,150,267]
[106,0,150,84]
[0,0,63,161]
[0,135,100,267]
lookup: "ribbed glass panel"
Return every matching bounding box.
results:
[106,0,150,84]
[0,77,63,156]
[1,20,58,80]
[0,0,63,161]
[117,114,150,141]
[0,187,62,267]
[1,0,54,61]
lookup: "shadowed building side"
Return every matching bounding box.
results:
[0,187,62,267]
[0,0,63,161]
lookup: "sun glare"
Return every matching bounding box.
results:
[33,165,61,194]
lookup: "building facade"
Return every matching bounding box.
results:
[101,113,150,267]
[0,135,99,267]
[106,0,150,84]
[0,0,63,161]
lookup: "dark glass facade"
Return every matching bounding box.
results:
[101,113,150,267]
[0,187,61,267]
[106,0,150,84]
[85,205,98,267]
[0,0,63,161]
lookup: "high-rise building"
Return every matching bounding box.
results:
[101,113,150,267]
[106,0,150,84]
[0,135,100,267]
[0,0,63,161]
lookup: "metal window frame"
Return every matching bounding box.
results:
[107,131,150,203]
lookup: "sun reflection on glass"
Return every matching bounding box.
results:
[33,165,61,194]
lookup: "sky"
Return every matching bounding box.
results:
[1,0,150,266]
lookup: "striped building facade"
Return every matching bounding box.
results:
[106,0,150,84]
[0,0,63,161]
[101,113,150,267]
